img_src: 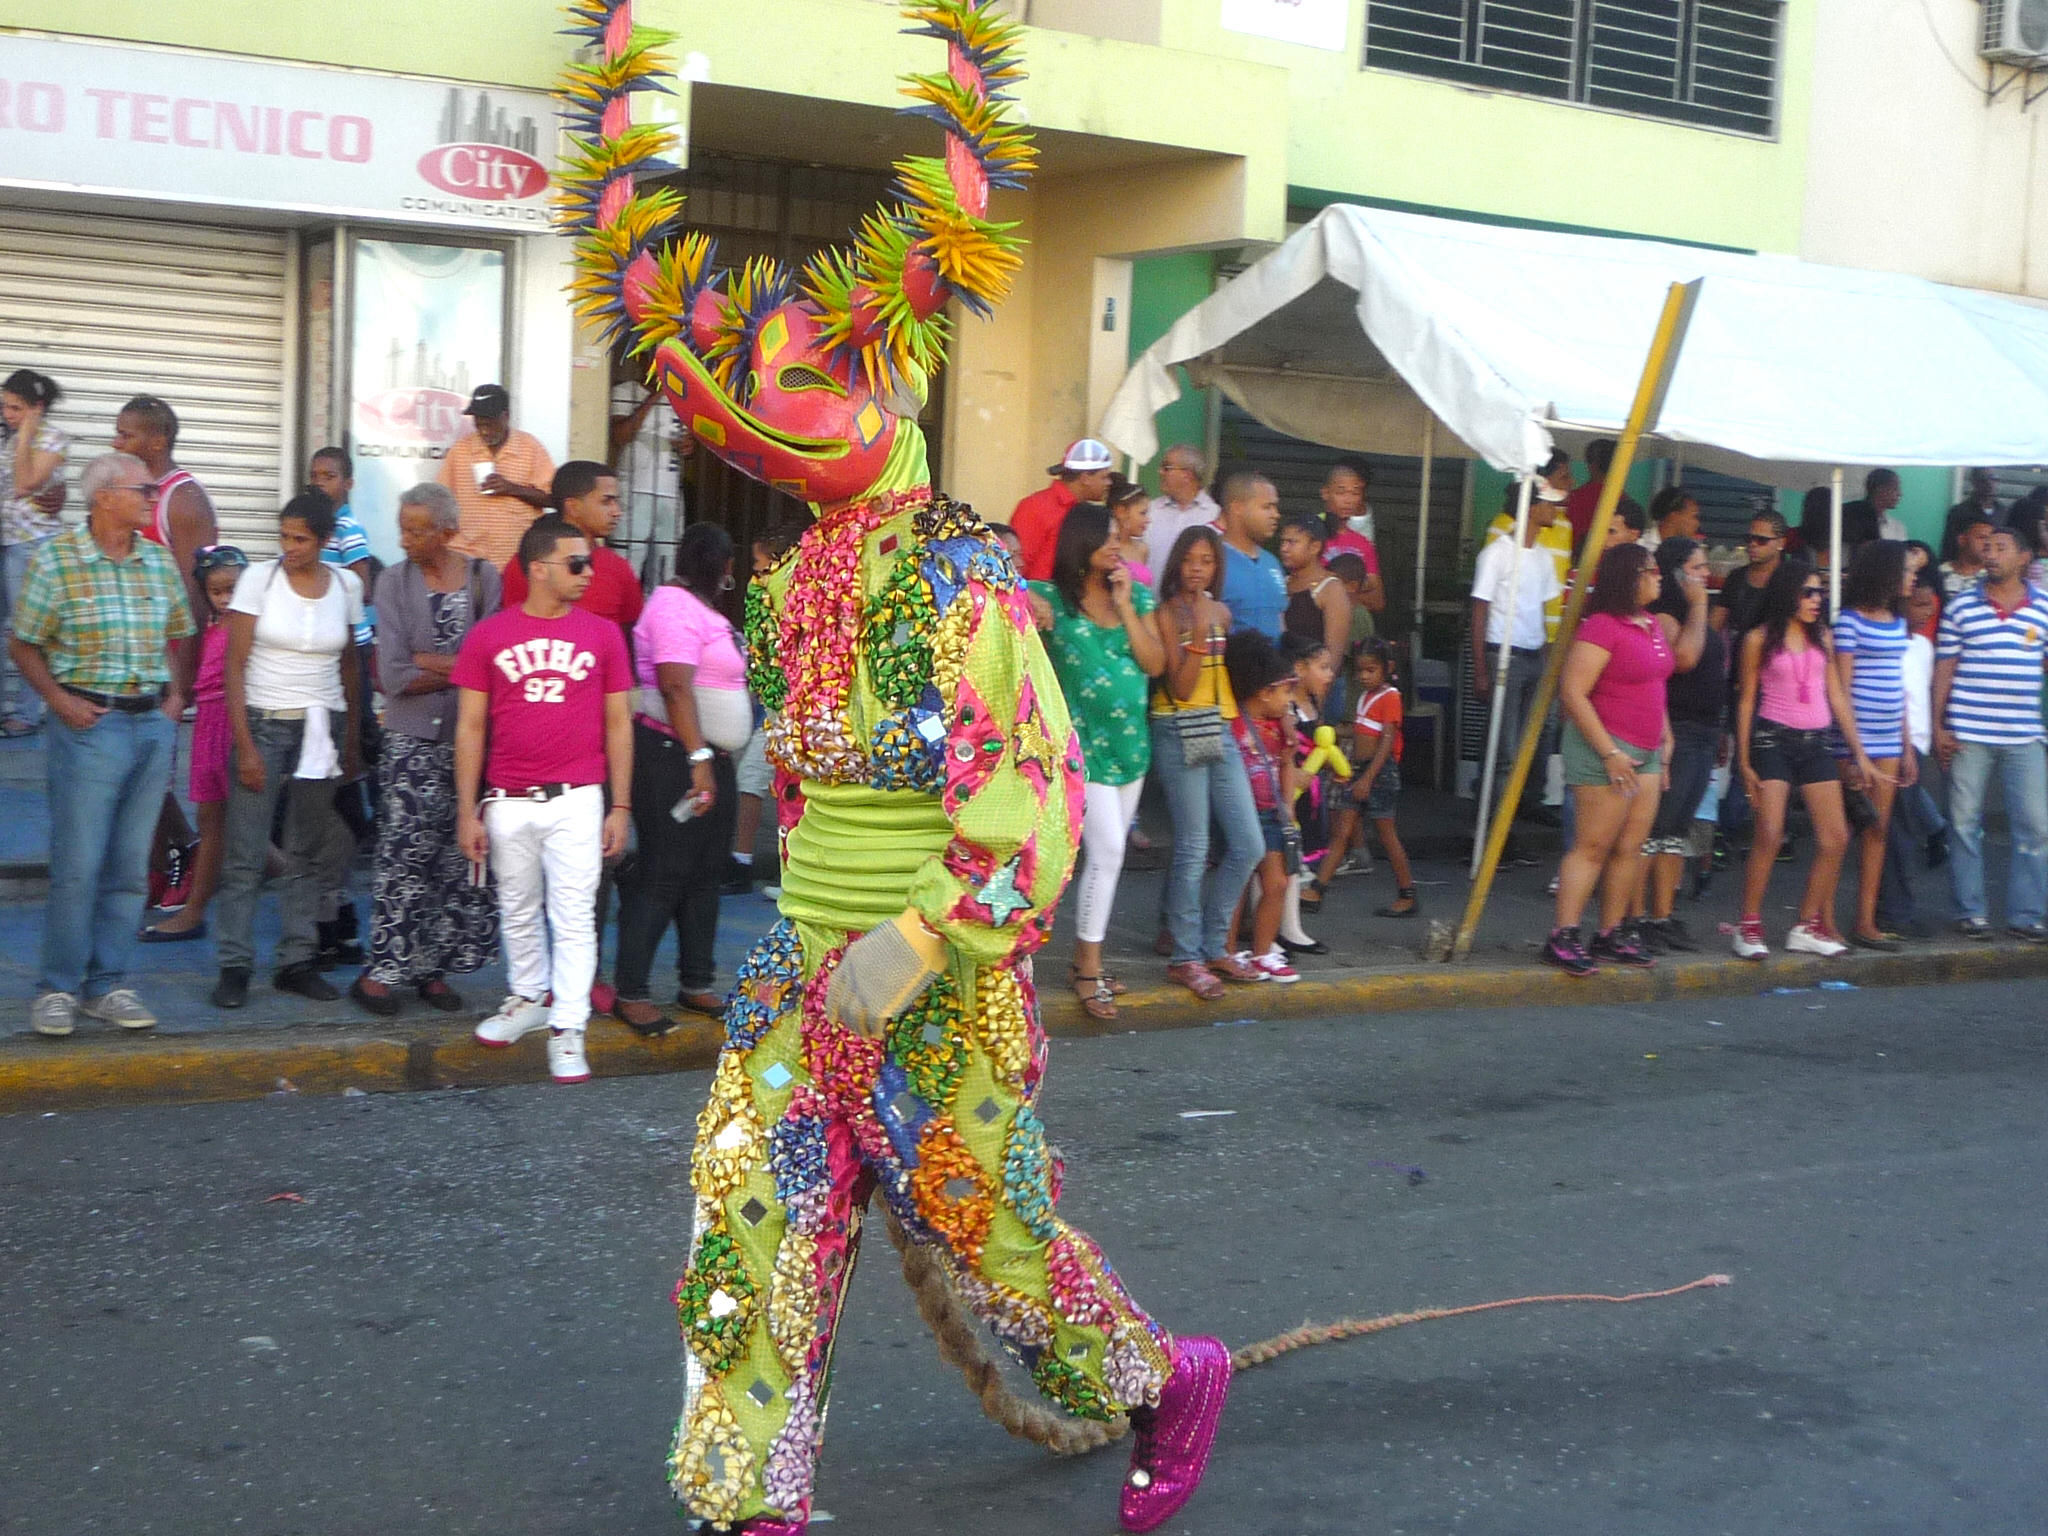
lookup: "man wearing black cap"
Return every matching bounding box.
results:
[438,383,558,571]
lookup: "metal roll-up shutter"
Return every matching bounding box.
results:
[0,207,288,551]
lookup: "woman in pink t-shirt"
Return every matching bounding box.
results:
[614,524,752,1031]
[1544,543,1674,977]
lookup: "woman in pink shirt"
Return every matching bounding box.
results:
[614,523,753,1031]
[1544,543,1674,976]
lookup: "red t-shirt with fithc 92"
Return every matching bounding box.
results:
[451,605,632,792]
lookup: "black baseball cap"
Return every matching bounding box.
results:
[462,384,511,418]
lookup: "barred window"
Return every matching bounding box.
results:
[1364,0,1783,137]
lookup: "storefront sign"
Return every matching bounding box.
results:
[0,34,555,229]
[1219,0,1349,51]
[349,239,507,561]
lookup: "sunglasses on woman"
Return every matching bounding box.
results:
[1800,585,1826,599]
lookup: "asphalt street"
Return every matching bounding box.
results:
[3,980,2044,1536]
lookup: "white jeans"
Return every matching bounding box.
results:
[485,784,604,1031]
[1074,779,1145,945]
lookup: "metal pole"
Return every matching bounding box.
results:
[1469,474,1532,876]
[1412,413,1435,670]
[1452,279,1704,960]
[1829,467,1844,616]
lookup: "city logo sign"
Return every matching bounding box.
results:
[416,143,548,201]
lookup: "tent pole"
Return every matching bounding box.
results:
[1829,468,1844,616]
[1469,474,1532,877]
[1453,279,1703,960]
[1413,413,1435,670]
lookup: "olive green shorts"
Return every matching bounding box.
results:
[1561,722,1660,788]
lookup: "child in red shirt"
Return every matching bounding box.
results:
[1310,639,1416,918]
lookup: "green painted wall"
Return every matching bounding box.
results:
[1127,251,1214,490]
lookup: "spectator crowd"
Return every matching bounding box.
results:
[6,371,2048,1055]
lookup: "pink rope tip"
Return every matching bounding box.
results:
[1703,1274,1734,1286]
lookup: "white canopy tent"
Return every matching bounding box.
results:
[1101,203,2048,865]
[1100,203,2048,486]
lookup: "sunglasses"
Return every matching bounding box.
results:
[1800,586,1826,599]
[551,555,592,575]
[1746,534,1779,546]
[193,543,249,574]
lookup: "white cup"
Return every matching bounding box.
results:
[473,460,495,490]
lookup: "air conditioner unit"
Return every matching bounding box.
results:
[1982,0,2048,65]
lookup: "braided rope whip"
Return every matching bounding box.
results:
[884,1213,1731,1457]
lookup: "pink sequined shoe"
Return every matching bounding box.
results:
[731,1521,805,1536]
[1119,1334,1232,1532]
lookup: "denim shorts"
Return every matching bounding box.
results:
[1257,806,1288,855]
[1750,718,1836,787]
[1350,758,1401,820]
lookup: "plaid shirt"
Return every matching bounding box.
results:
[11,523,196,693]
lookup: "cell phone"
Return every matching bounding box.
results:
[468,856,487,888]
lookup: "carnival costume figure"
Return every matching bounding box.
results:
[553,3,1232,1531]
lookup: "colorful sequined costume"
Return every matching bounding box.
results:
[553,3,1179,1528]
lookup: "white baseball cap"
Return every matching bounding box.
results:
[1050,438,1115,475]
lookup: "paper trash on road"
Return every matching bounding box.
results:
[1178,1110,1237,1119]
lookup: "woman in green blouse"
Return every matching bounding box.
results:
[1028,502,1165,1019]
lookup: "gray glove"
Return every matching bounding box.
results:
[824,911,949,1039]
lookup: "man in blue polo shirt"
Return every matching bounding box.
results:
[1215,470,1285,639]
[1933,525,2048,943]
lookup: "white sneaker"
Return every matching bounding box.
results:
[547,1028,591,1083]
[475,994,550,1047]
[1731,917,1769,960]
[1253,948,1300,984]
[31,991,75,1038]
[77,989,157,1031]
[1785,920,1848,958]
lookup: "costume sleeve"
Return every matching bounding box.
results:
[905,571,1085,968]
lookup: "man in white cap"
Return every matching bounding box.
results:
[1010,437,1113,581]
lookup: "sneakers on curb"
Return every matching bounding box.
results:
[547,1028,591,1083]
[1208,952,1262,983]
[1541,926,1598,977]
[1956,916,1993,941]
[30,991,75,1038]
[475,994,550,1047]
[1731,916,1769,960]
[1252,949,1300,984]
[1589,925,1655,968]
[1785,919,1848,958]
[77,989,157,1031]
[1656,916,1702,953]
[2008,923,2048,945]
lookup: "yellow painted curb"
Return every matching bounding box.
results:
[5,941,2045,1113]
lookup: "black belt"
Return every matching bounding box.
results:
[1510,646,1546,658]
[65,686,163,714]
[481,782,587,803]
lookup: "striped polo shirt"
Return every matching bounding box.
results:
[1834,608,1909,757]
[1937,582,2048,745]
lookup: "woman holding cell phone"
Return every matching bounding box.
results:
[613,522,752,1033]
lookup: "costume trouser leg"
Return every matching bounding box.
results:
[671,923,1175,1527]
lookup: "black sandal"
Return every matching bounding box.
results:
[1071,974,1117,1021]
[1374,888,1419,919]
[1298,879,1328,912]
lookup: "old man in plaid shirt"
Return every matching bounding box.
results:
[8,451,195,1037]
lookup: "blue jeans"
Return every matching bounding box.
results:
[41,707,175,995]
[1,538,52,725]
[1151,715,1264,965]
[1947,739,2048,929]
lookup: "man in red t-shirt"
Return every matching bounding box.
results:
[453,514,633,1083]
[499,461,644,633]
[1009,437,1113,581]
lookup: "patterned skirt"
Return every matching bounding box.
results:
[365,732,498,984]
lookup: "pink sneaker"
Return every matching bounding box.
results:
[1120,1335,1231,1533]
[1252,948,1299,984]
